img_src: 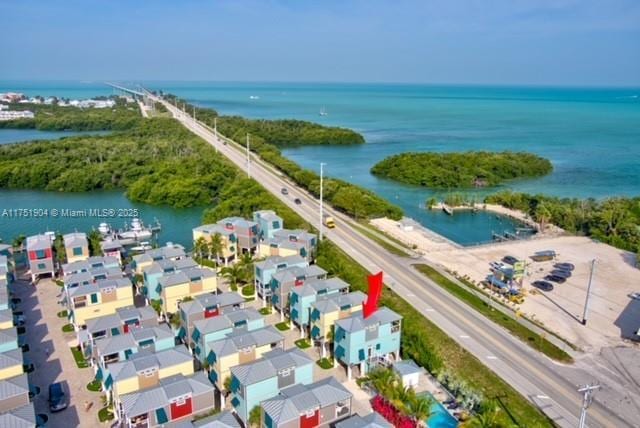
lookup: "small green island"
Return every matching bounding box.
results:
[370,151,553,189]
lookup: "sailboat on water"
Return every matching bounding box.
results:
[319,106,328,116]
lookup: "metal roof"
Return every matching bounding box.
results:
[193,410,242,428]
[85,306,157,335]
[255,255,306,271]
[0,403,36,428]
[67,276,131,298]
[208,326,284,358]
[180,292,244,316]
[335,413,393,428]
[0,327,17,345]
[108,346,192,382]
[311,291,367,314]
[392,359,425,377]
[0,373,29,400]
[0,349,23,370]
[295,277,347,298]
[95,324,172,355]
[63,232,88,248]
[25,234,52,251]
[231,348,313,386]
[335,307,402,333]
[273,229,316,242]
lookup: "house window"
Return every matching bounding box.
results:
[37,263,46,270]
[391,320,401,334]
[35,249,46,259]
[272,221,280,228]
[90,293,99,304]
[73,247,83,256]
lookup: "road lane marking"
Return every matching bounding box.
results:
[460,335,470,339]
[487,356,498,360]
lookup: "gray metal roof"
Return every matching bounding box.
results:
[120,372,213,417]
[193,410,242,428]
[311,291,367,314]
[180,292,244,317]
[0,373,29,400]
[295,277,347,298]
[208,326,284,358]
[67,276,131,298]
[0,403,36,428]
[254,210,282,223]
[63,232,88,248]
[133,245,186,264]
[231,348,313,386]
[100,239,124,251]
[273,229,316,242]
[193,223,234,237]
[217,217,257,231]
[85,306,157,335]
[193,308,261,336]
[262,377,352,424]
[95,324,172,355]
[0,327,17,345]
[255,255,306,271]
[25,234,52,251]
[62,256,120,275]
[335,413,393,428]
[392,360,425,377]
[0,349,23,370]
[335,307,402,333]
[0,308,13,325]
[108,346,192,382]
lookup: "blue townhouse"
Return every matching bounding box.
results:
[255,255,307,307]
[270,265,327,321]
[142,257,198,301]
[289,277,350,338]
[253,210,283,240]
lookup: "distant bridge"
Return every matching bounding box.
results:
[104,82,146,98]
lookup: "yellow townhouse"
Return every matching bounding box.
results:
[159,267,217,314]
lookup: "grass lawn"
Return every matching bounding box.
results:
[86,380,102,392]
[275,321,290,331]
[295,339,311,349]
[70,346,89,369]
[316,358,334,370]
[413,264,573,363]
[61,323,74,333]
[57,310,68,318]
[98,407,114,422]
[351,223,409,257]
[259,307,272,315]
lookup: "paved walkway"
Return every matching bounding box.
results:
[12,275,100,428]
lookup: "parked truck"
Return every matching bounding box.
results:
[323,215,336,229]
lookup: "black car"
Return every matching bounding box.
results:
[555,262,575,271]
[550,269,571,278]
[545,274,566,284]
[49,382,68,412]
[294,198,302,205]
[281,188,289,195]
[502,255,519,265]
[532,280,554,292]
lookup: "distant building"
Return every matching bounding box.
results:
[258,229,317,261]
[62,232,89,263]
[192,224,238,265]
[26,234,54,282]
[253,210,283,240]
[261,377,353,428]
[0,110,34,121]
[216,217,260,255]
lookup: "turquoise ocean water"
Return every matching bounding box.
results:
[1,81,638,246]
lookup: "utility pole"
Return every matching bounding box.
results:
[320,163,326,241]
[578,383,600,428]
[213,117,218,153]
[246,134,251,178]
[582,259,596,325]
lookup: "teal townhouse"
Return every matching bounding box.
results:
[335,412,393,428]
[271,265,327,321]
[310,292,367,359]
[260,377,353,428]
[206,325,284,407]
[79,306,158,357]
[333,307,402,380]
[93,324,175,372]
[191,308,264,364]
[230,348,314,425]
[132,243,187,275]
[26,234,54,282]
[217,217,260,255]
[289,277,350,338]
[119,372,216,427]
[178,292,245,348]
[0,373,36,427]
[253,210,283,240]
[62,255,121,277]
[272,229,317,261]
[255,255,307,307]
[0,328,18,353]
[141,257,198,302]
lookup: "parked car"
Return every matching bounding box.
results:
[629,292,640,301]
[532,280,554,292]
[545,274,566,284]
[502,255,519,265]
[550,269,571,279]
[49,382,68,412]
[554,262,575,271]
[530,250,556,262]
[281,188,288,195]
[294,198,302,205]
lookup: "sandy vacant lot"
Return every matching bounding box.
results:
[373,218,640,353]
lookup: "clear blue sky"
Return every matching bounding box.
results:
[1,0,639,86]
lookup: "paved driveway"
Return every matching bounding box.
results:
[12,275,101,428]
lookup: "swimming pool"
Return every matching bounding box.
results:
[421,392,459,428]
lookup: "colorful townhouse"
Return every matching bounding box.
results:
[101,239,125,263]
[333,307,402,380]
[0,373,36,426]
[290,277,350,337]
[102,346,194,407]
[62,232,89,263]
[0,309,13,331]
[118,372,216,427]
[63,266,123,290]
[0,253,13,284]
[260,377,353,428]
[253,210,283,240]
[229,348,314,424]
[158,266,218,314]
[271,265,327,321]
[192,223,238,266]
[26,234,54,281]
[206,326,284,406]
[66,276,134,328]
[191,308,264,364]
[255,255,307,307]
[0,328,18,353]
[216,217,260,255]
[0,349,23,381]
[62,255,121,277]
[93,324,175,369]
[258,229,317,261]
[141,257,198,302]
[178,292,245,348]
[132,244,187,275]
[80,306,159,356]
[335,413,393,428]
[310,291,366,358]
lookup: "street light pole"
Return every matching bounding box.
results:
[320,162,326,241]
[213,117,218,152]
[578,383,600,428]
[246,134,251,178]
[582,259,596,325]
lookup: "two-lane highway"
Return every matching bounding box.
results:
[154,95,631,428]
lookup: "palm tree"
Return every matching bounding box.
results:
[534,202,551,232]
[208,233,224,263]
[407,394,434,427]
[194,237,208,260]
[248,406,262,428]
[238,252,255,283]
[221,264,245,291]
[460,401,509,428]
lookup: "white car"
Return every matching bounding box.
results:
[629,292,640,300]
